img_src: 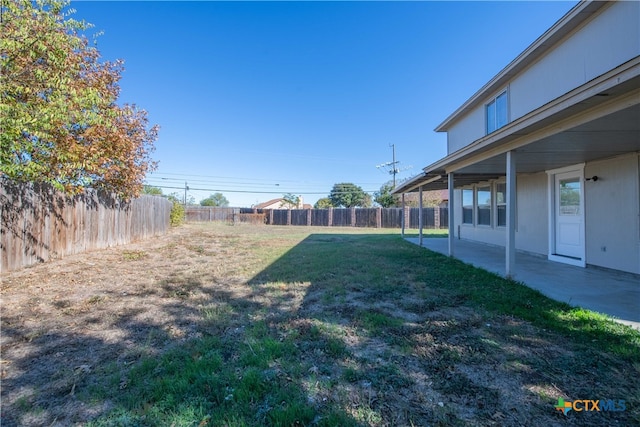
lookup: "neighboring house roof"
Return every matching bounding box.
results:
[254,197,305,210]
[254,198,286,209]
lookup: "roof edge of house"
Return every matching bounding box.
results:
[435,0,607,132]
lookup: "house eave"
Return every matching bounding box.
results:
[399,61,640,193]
[435,0,608,132]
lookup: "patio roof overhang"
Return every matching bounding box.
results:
[393,59,640,194]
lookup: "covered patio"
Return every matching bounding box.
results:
[392,2,640,330]
[406,236,640,329]
[394,82,640,277]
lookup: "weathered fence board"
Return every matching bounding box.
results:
[355,208,378,228]
[331,209,351,227]
[381,208,403,228]
[311,209,329,226]
[291,209,308,226]
[1,178,172,273]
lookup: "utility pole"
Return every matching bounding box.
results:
[391,143,397,187]
[184,181,189,206]
[376,144,409,187]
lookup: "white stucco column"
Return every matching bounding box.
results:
[448,173,455,257]
[506,151,516,278]
[418,185,423,246]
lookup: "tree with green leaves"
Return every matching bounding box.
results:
[281,193,300,209]
[0,0,158,198]
[374,182,398,207]
[200,193,229,207]
[142,185,163,196]
[328,183,371,208]
[314,197,333,209]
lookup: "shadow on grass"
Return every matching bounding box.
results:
[2,229,638,426]
[243,233,640,425]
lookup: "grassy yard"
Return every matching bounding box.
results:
[1,223,638,426]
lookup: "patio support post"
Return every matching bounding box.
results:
[418,185,424,246]
[506,151,516,278]
[401,193,406,237]
[448,173,455,256]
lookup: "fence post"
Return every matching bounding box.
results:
[351,208,356,227]
[233,208,239,225]
[307,209,312,226]
[418,186,423,246]
[401,194,406,237]
[287,209,291,226]
[328,207,333,227]
[404,205,410,230]
[376,207,382,228]
[434,206,440,229]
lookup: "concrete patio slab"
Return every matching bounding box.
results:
[406,237,640,330]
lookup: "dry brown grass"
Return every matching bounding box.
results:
[1,222,638,426]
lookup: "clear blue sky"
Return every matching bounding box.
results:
[72,0,577,207]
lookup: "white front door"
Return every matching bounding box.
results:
[554,171,584,261]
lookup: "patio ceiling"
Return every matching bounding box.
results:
[455,102,640,174]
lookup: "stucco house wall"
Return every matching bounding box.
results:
[453,172,549,256]
[584,153,640,274]
[446,1,640,154]
[453,155,640,275]
[395,1,639,276]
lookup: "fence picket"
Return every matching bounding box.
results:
[1,178,172,273]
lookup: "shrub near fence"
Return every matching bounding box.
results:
[0,178,172,273]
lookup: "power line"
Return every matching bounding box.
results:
[146,184,379,195]
[148,172,383,187]
[145,174,385,196]
[376,144,413,187]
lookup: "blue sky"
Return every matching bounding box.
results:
[72,0,577,207]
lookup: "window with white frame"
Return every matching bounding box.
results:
[486,90,508,134]
[496,182,506,227]
[476,186,491,226]
[462,189,474,224]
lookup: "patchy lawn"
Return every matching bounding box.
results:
[1,223,638,426]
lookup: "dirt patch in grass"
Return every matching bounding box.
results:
[1,223,638,426]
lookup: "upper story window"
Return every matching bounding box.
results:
[486,90,508,134]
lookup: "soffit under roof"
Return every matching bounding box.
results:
[395,85,640,193]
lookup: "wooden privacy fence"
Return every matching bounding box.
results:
[1,178,172,273]
[185,206,448,229]
[185,207,266,225]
